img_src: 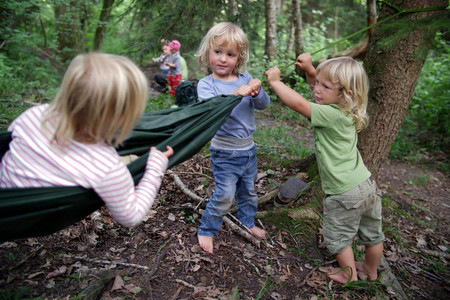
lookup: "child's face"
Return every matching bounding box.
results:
[209,37,239,80]
[313,73,342,105]
[163,46,170,55]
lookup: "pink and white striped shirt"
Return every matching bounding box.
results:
[0,104,169,227]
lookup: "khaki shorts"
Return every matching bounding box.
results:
[322,178,385,255]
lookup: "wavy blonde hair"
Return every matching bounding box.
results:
[195,22,250,75]
[316,56,369,132]
[43,53,148,147]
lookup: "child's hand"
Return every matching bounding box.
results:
[151,146,174,158]
[295,53,314,73]
[247,79,261,97]
[233,85,253,97]
[265,67,281,84]
[162,146,174,158]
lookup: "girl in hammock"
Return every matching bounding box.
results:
[195,22,270,254]
[0,53,173,228]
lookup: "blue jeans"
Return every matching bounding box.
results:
[198,145,258,237]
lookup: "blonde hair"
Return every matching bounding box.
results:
[316,56,369,132]
[195,22,249,75]
[44,53,148,147]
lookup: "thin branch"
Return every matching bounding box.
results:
[61,254,149,270]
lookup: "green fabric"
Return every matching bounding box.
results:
[0,95,241,241]
[180,56,188,80]
[310,103,370,194]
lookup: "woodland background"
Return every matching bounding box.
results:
[0,0,449,299]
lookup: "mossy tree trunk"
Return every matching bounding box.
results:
[359,0,448,179]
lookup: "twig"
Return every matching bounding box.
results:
[172,170,214,181]
[61,254,149,270]
[175,279,197,289]
[170,286,184,300]
[421,249,450,260]
[11,245,43,270]
[223,214,261,248]
[167,170,207,204]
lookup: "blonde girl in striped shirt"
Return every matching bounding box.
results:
[1,53,173,227]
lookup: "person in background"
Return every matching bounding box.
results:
[195,22,270,254]
[153,44,171,92]
[0,53,174,228]
[165,40,182,97]
[265,53,384,284]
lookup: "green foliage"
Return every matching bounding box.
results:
[378,13,450,60]
[390,37,449,163]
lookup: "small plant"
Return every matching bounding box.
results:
[186,213,198,224]
[232,284,243,299]
[407,174,431,186]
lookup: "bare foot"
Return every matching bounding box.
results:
[355,261,377,281]
[198,235,214,254]
[250,226,266,239]
[327,267,355,284]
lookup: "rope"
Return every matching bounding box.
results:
[271,1,447,74]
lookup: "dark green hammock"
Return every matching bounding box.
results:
[0,95,241,241]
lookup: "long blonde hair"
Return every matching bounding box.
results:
[316,56,369,132]
[195,22,249,75]
[43,53,148,147]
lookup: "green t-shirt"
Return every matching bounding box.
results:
[180,56,188,80]
[310,103,370,194]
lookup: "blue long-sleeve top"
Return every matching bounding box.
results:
[197,72,270,147]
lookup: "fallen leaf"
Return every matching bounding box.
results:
[28,272,44,279]
[47,266,67,279]
[0,242,17,248]
[271,292,282,299]
[125,284,142,293]
[416,235,427,248]
[111,275,124,291]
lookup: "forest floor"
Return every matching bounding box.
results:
[0,69,449,300]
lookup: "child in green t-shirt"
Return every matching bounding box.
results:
[265,54,384,284]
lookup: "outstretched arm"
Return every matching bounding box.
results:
[265,66,311,119]
[296,53,316,91]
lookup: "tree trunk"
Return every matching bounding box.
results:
[54,1,84,62]
[360,0,447,179]
[367,0,377,39]
[265,0,277,60]
[293,0,303,57]
[93,0,115,51]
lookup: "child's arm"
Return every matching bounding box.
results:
[296,53,316,90]
[265,66,312,119]
[95,147,173,228]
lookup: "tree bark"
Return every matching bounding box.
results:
[367,0,377,39]
[54,1,84,62]
[360,0,447,179]
[293,0,304,57]
[265,0,278,60]
[94,0,115,51]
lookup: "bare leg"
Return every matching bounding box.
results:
[360,242,383,281]
[250,226,266,239]
[198,235,214,254]
[327,245,358,284]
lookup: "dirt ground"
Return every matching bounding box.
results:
[0,69,449,299]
